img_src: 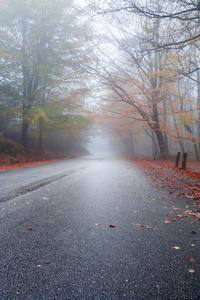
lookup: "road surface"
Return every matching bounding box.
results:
[0,155,199,299]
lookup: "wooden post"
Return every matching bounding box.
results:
[175,152,181,168]
[182,153,188,170]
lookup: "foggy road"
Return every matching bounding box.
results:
[0,155,199,300]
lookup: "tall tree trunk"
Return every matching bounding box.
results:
[129,130,134,157]
[197,70,200,160]
[21,120,28,149]
[37,135,43,152]
[154,129,167,158]
[163,99,170,156]
[37,116,45,152]
[151,131,160,158]
[170,99,185,153]
[184,124,199,161]
[152,103,167,158]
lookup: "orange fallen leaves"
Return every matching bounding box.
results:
[132,223,158,230]
[189,257,195,263]
[109,224,116,228]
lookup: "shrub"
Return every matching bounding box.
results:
[0,136,26,156]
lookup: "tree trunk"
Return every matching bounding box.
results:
[152,103,167,158]
[37,135,43,152]
[151,132,159,158]
[37,117,45,152]
[154,129,167,158]
[171,101,185,153]
[197,69,200,160]
[163,99,170,156]
[194,143,199,162]
[21,121,28,149]
[129,130,134,157]
[184,123,199,161]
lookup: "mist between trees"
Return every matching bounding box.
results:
[0,0,200,160]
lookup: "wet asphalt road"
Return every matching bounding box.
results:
[0,155,200,300]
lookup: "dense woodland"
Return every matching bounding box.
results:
[0,0,200,160]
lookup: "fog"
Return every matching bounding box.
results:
[86,135,119,155]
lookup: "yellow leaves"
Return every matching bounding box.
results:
[188,269,195,273]
[176,111,196,126]
[172,246,180,250]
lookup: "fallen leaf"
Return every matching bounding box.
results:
[172,246,180,250]
[188,269,195,273]
[16,194,21,196]
[51,203,56,205]
[95,223,100,226]
[42,197,49,200]
[173,218,176,221]
[109,224,116,228]
[36,265,42,268]
[189,257,195,262]
[165,220,171,223]
[131,240,134,243]
[132,223,158,230]
[191,244,196,247]
[28,227,33,231]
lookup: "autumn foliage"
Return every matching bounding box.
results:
[128,157,200,202]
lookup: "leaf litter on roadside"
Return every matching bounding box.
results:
[132,223,158,230]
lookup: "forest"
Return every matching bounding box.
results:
[0,0,200,161]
